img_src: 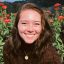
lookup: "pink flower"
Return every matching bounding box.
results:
[54,3,61,7]
[4,18,10,23]
[54,3,61,10]
[2,5,7,9]
[6,14,10,18]
[46,10,51,13]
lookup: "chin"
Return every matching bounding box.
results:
[25,40,35,44]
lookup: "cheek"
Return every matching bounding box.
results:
[18,24,25,33]
[35,26,42,33]
[18,27,26,33]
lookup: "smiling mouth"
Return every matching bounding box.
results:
[24,34,35,38]
[26,34,35,37]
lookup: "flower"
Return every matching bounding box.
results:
[54,3,61,7]
[58,16,64,21]
[0,16,2,19]
[54,3,61,10]
[0,3,16,64]
[46,10,51,13]
[4,18,10,23]
[2,5,7,9]
[0,3,4,6]
[6,14,10,18]
[54,7,59,10]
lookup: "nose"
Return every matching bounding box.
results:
[27,24,34,33]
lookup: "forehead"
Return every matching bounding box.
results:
[19,9,41,22]
[20,9,41,17]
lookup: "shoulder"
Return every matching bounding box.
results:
[43,44,60,58]
[42,44,61,64]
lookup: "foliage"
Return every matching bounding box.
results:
[0,3,15,64]
[51,3,64,63]
[52,18,64,62]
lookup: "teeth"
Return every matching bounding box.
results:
[26,35,34,37]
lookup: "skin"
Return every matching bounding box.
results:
[18,9,42,44]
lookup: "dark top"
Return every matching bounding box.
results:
[3,37,62,64]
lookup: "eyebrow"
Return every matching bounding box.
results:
[34,21,41,22]
[19,20,41,23]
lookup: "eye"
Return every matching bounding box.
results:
[34,23,40,25]
[21,22,27,24]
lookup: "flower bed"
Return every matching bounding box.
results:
[0,3,15,64]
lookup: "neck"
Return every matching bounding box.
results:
[20,38,35,52]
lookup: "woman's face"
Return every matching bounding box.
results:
[18,9,42,44]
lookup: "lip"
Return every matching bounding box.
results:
[24,33,35,35]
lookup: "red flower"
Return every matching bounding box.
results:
[54,3,61,10]
[4,18,10,23]
[0,16,2,19]
[54,7,59,10]
[2,5,7,9]
[0,3,4,6]
[58,16,64,21]
[54,3,61,7]
[46,10,51,14]
[6,14,10,18]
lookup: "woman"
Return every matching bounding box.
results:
[3,3,61,64]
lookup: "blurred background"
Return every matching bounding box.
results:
[0,0,64,13]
